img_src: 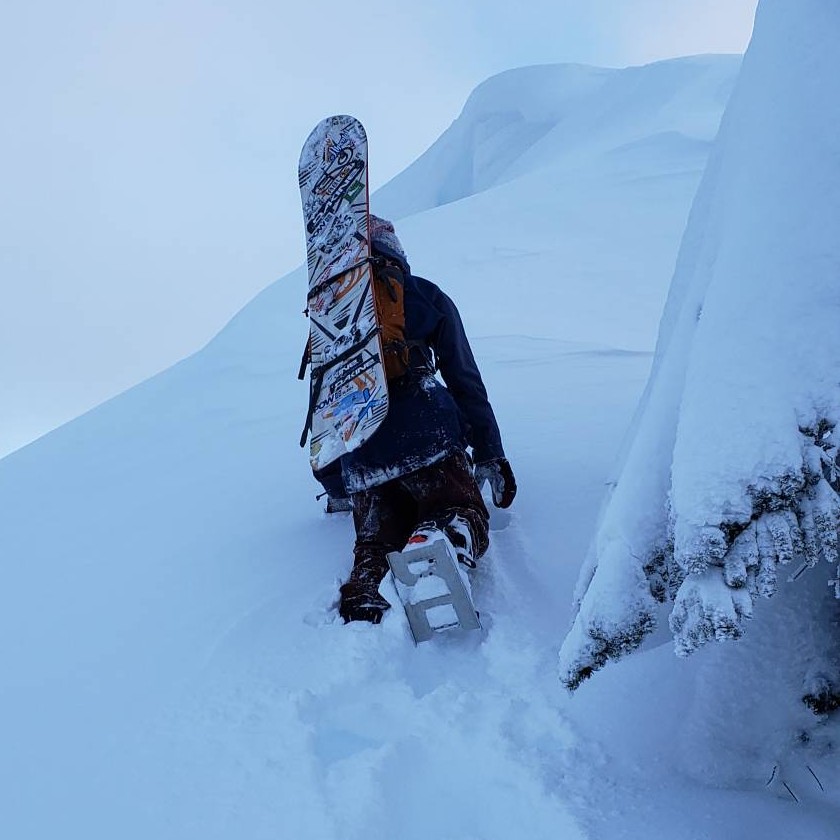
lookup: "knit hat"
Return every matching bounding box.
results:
[369,214,408,267]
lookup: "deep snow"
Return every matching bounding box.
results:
[3,49,838,839]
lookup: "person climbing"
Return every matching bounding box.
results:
[335,214,516,623]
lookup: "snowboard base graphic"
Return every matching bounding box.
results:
[387,538,481,644]
[298,115,389,470]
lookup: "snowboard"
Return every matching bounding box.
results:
[298,115,389,470]
[387,533,481,644]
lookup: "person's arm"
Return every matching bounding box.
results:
[430,287,505,464]
[422,281,517,507]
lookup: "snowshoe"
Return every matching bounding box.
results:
[387,523,481,643]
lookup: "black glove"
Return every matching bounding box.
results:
[475,458,517,509]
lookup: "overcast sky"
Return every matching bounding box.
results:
[0,0,758,457]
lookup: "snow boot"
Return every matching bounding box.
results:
[408,512,477,568]
[338,552,391,624]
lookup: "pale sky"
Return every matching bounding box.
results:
[0,0,758,457]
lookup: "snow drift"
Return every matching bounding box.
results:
[560,0,840,693]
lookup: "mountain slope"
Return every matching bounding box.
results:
[12,55,837,840]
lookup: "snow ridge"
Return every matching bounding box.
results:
[373,55,739,220]
[560,0,840,688]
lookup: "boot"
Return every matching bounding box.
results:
[406,512,476,569]
[338,552,391,624]
[402,513,477,608]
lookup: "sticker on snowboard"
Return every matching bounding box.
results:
[298,115,389,470]
[387,537,481,644]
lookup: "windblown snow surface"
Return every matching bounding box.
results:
[3,49,837,838]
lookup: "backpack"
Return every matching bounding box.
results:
[371,257,410,380]
[296,256,411,400]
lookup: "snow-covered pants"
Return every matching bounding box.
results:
[350,450,490,581]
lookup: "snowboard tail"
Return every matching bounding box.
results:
[387,537,481,644]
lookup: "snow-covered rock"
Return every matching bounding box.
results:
[560,0,840,697]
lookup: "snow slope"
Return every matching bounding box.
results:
[375,54,739,353]
[4,51,837,839]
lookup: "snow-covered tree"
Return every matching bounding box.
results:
[559,0,840,702]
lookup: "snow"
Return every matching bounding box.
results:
[561,0,840,687]
[3,45,840,839]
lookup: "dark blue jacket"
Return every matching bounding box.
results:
[340,267,505,493]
